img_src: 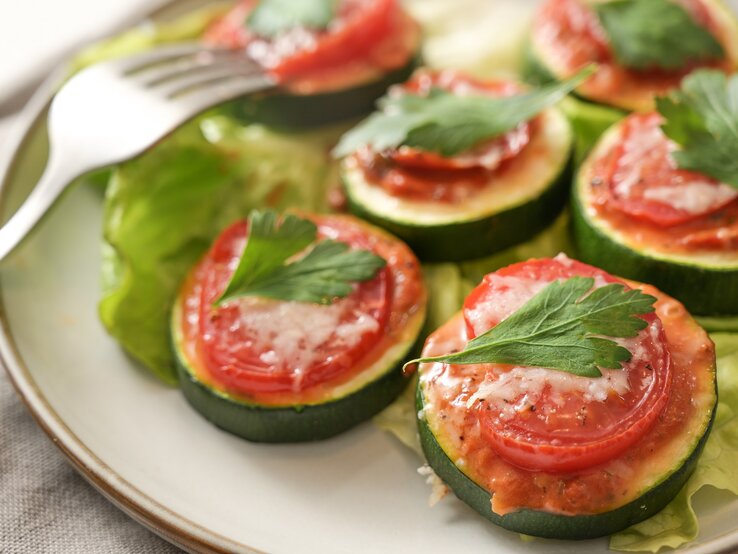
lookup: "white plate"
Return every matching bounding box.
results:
[3,1,738,552]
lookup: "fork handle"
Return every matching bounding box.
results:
[0,154,81,262]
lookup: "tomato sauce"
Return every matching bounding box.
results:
[179,214,425,406]
[419,257,714,515]
[532,0,732,110]
[588,113,738,253]
[353,70,538,203]
[203,0,421,94]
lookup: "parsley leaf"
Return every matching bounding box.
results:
[246,0,337,38]
[407,277,656,378]
[216,210,386,305]
[332,68,593,158]
[656,69,738,188]
[593,0,724,71]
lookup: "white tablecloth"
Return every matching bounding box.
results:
[0,373,180,552]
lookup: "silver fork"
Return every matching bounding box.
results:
[0,43,276,261]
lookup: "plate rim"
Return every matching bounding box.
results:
[0,1,260,552]
[2,1,738,553]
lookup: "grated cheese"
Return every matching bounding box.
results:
[237,297,379,378]
[643,181,738,214]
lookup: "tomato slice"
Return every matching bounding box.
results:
[190,217,392,396]
[354,70,534,203]
[600,113,738,226]
[204,0,417,86]
[461,257,673,474]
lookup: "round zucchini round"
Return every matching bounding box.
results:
[416,282,717,539]
[524,0,738,112]
[417,385,715,539]
[571,120,738,316]
[222,55,420,131]
[340,107,574,263]
[170,212,427,443]
[172,294,425,443]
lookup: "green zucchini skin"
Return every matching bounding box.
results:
[572,190,738,316]
[172,292,426,442]
[222,55,419,130]
[343,154,572,263]
[176,349,413,442]
[416,382,716,540]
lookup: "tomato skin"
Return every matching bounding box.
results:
[179,214,425,403]
[354,70,536,203]
[461,257,672,474]
[204,0,419,89]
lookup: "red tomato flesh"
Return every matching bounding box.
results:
[460,257,672,474]
[354,70,534,203]
[203,0,419,91]
[178,214,424,404]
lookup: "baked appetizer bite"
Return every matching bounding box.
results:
[413,256,716,539]
[171,210,426,442]
[573,70,738,316]
[526,0,738,111]
[204,0,421,128]
[335,69,577,262]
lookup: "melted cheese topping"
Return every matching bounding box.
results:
[643,181,738,214]
[612,124,663,197]
[466,366,633,420]
[236,297,380,376]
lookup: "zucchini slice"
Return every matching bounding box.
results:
[224,55,419,130]
[340,105,574,263]
[572,117,738,316]
[524,0,738,112]
[171,214,426,442]
[416,258,716,539]
[205,0,422,129]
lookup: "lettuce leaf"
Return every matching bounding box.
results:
[610,333,738,551]
[69,4,228,73]
[99,116,337,382]
[695,315,738,333]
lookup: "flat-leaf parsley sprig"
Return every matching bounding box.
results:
[407,276,656,378]
[657,69,738,188]
[593,0,724,71]
[333,67,594,158]
[246,0,337,38]
[216,210,386,305]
